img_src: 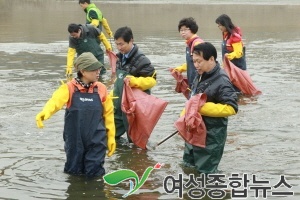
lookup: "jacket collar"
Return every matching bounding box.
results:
[201,62,221,81]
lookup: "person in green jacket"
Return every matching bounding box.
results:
[66,23,112,77]
[78,0,113,38]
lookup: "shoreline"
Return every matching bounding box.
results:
[100,0,300,6]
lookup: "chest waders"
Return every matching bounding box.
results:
[186,45,196,92]
[183,74,228,174]
[76,34,104,66]
[186,37,203,96]
[113,69,151,142]
[113,69,131,141]
[63,87,106,177]
[222,39,247,70]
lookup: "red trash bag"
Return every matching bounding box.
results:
[121,78,168,149]
[106,51,118,75]
[223,57,262,96]
[169,68,190,99]
[174,93,207,148]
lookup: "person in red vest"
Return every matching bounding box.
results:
[215,14,247,70]
[35,52,116,177]
[173,17,204,92]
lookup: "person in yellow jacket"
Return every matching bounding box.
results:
[173,17,204,94]
[36,52,116,177]
[215,14,247,70]
[66,23,112,77]
[79,0,113,38]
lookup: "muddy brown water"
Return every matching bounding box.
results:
[0,0,299,199]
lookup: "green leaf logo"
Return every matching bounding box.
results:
[103,163,163,197]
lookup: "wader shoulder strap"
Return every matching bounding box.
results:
[67,83,76,108]
[93,86,98,93]
[93,84,104,103]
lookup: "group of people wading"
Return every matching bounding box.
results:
[36,0,253,177]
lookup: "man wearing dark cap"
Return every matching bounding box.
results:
[36,52,116,177]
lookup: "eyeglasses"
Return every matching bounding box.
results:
[179,28,190,33]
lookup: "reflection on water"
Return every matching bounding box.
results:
[0,0,300,199]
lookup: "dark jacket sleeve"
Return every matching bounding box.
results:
[131,54,156,79]
[216,77,238,113]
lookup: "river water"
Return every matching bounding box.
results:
[0,0,299,199]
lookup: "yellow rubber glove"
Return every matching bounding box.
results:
[90,19,100,28]
[174,63,187,73]
[102,95,116,157]
[66,47,76,76]
[126,75,157,91]
[180,108,186,117]
[102,18,113,38]
[199,102,236,117]
[35,83,69,128]
[227,42,243,60]
[66,67,72,77]
[36,110,51,128]
[98,32,112,51]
